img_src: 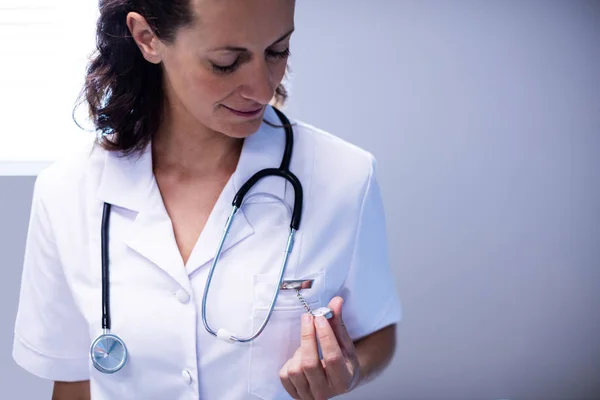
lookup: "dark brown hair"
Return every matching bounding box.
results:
[76,0,288,156]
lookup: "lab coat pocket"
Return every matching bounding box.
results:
[249,271,326,399]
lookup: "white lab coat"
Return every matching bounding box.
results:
[13,105,402,400]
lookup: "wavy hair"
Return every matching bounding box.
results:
[76,0,288,156]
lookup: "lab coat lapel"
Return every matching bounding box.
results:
[95,106,289,283]
[96,144,191,290]
[183,178,254,278]
[124,178,191,289]
[185,105,288,276]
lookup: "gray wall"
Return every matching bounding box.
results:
[2,1,599,399]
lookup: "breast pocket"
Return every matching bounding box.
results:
[248,271,326,400]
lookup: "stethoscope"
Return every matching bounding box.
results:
[90,107,332,374]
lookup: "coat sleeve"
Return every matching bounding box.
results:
[12,170,91,381]
[339,155,402,341]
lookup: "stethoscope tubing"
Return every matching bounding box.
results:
[91,107,300,372]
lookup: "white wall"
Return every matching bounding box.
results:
[2,1,599,399]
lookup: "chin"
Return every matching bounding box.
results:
[215,111,264,139]
[217,115,265,139]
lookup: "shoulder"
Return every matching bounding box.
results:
[34,135,106,212]
[290,118,377,202]
[294,119,376,170]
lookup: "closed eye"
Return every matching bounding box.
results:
[266,48,291,60]
[211,48,291,75]
[212,60,239,74]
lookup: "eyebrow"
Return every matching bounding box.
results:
[212,28,295,52]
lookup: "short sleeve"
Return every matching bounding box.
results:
[340,155,402,341]
[12,171,91,382]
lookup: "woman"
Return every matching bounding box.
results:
[13,0,402,399]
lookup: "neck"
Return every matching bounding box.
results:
[152,111,243,179]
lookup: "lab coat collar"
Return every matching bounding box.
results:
[97,105,288,212]
[96,140,154,213]
[231,104,288,201]
[95,105,290,284]
[185,105,290,276]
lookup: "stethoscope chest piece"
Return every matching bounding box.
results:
[90,332,128,374]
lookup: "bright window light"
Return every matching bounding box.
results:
[1,1,99,167]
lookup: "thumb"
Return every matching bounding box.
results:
[328,296,344,320]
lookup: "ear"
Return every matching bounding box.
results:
[126,12,163,64]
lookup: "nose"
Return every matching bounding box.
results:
[240,59,277,105]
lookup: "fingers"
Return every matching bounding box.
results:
[279,354,300,399]
[300,313,329,399]
[314,314,349,393]
[300,313,320,364]
[280,300,359,400]
[327,297,356,356]
[285,346,314,400]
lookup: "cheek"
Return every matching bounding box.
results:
[272,61,288,85]
[189,69,230,103]
[175,67,236,114]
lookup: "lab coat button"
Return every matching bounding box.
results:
[176,289,190,304]
[182,369,193,385]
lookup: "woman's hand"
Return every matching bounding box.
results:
[279,297,360,400]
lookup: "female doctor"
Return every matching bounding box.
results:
[12,0,402,399]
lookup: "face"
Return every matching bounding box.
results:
[129,0,295,139]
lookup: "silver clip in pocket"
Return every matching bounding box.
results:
[279,279,332,319]
[280,279,314,291]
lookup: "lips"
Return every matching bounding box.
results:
[225,105,263,113]
[230,107,262,113]
[223,105,264,117]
